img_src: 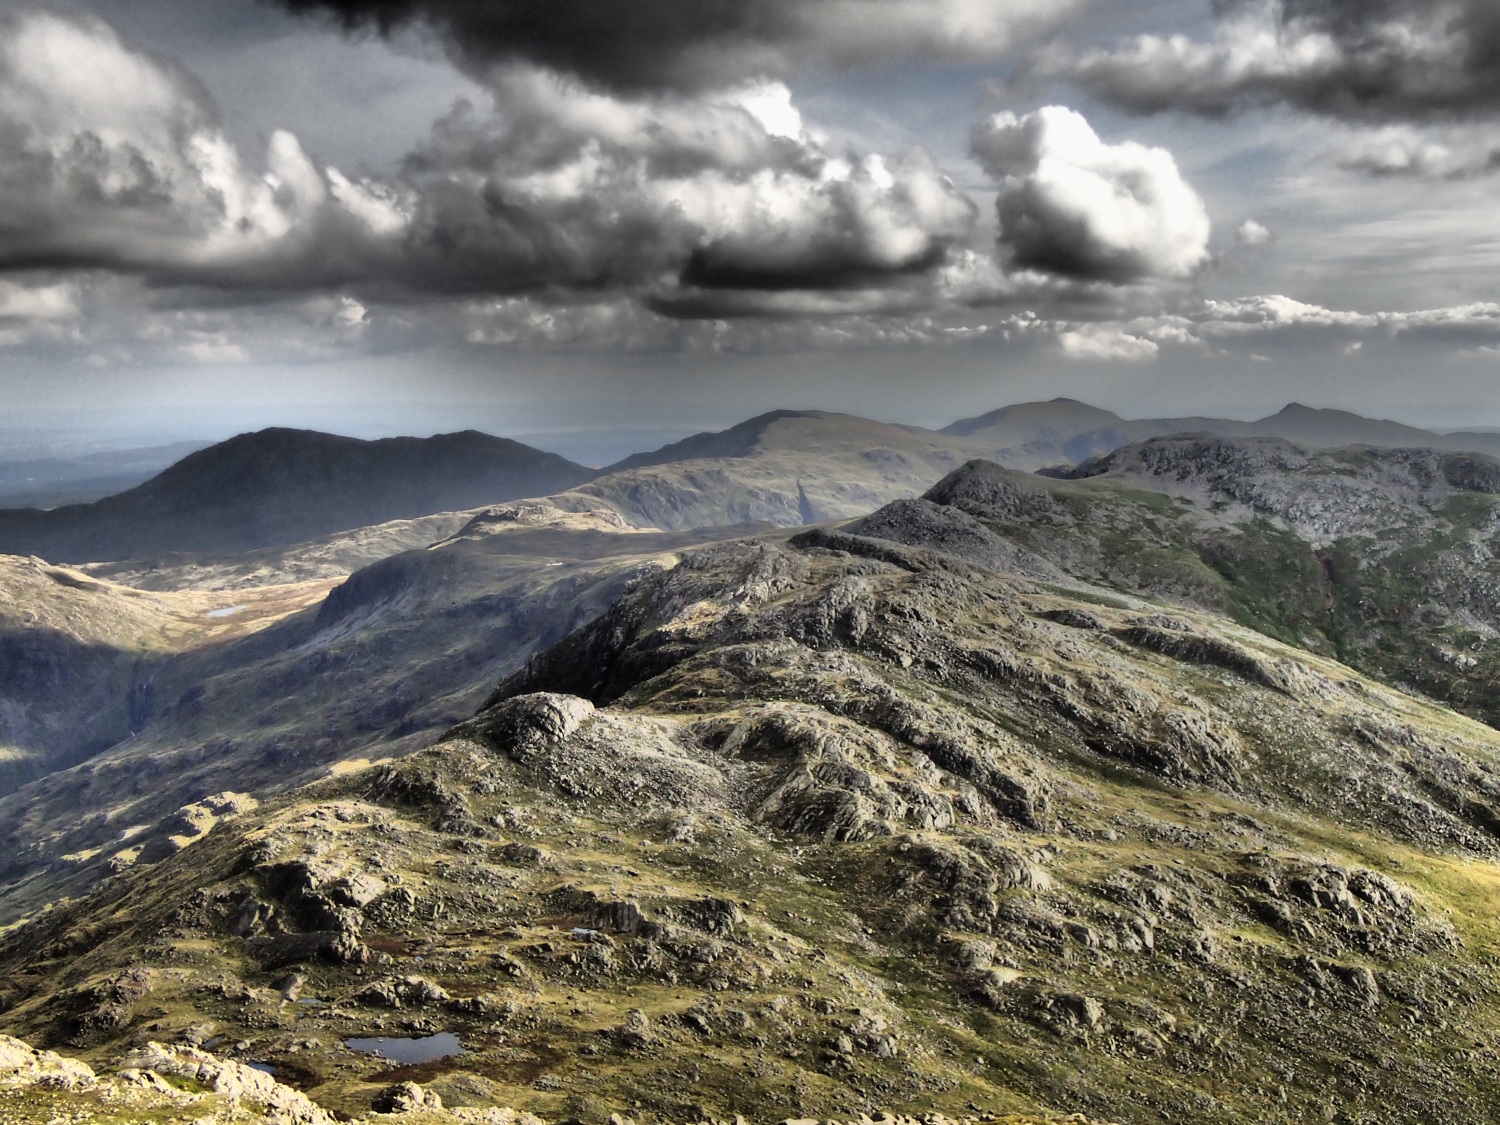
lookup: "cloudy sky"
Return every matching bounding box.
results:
[3,0,1500,461]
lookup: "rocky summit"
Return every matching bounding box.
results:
[4,518,1500,1124]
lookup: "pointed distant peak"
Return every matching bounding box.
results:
[1263,402,1349,420]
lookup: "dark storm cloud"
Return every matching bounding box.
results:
[1061,0,1500,123]
[272,0,1075,94]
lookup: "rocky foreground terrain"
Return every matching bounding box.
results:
[4,521,1500,1123]
[10,418,1500,1124]
[0,1033,1103,1125]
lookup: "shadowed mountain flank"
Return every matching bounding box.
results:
[0,429,596,564]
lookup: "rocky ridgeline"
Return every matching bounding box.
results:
[897,445,1500,731]
[0,1033,543,1123]
[0,1033,1106,1125]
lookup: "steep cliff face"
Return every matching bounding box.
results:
[5,531,1500,1124]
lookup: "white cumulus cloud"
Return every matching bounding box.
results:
[0,10,980,319]
[971,105,1211,283]
[1237,219,1273,247]
[1059,326,1160,362]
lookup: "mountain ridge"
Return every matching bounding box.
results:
[8,404,1500,569]
[0,428,596,564]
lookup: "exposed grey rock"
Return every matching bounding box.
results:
[0,1034,95,1091]
[372,1080,444,1113]
[119,1041,338,1124]
[247,930,370,970]
[352,975,452,1009]
[1052,993,1106,1033]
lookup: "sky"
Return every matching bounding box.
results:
[2,0,1500,463]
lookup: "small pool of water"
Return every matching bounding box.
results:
[207,605,249,619]
[246,1062,278,1076]
[344,1032,463,1066]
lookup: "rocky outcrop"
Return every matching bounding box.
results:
[120,1041,339,1124]
[353,975,453,1009]
[0,1034,95,1090]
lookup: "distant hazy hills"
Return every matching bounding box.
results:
[0,428,594,563]
[943,398,1500,470]
[559,400,1500,532]
[5,400,1500,564]
[0,440,209,509]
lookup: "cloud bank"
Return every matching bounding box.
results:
[0,9,982,316]
[17,4,1500,377]
[1060,0,1500,123]
[274,0,1077,93]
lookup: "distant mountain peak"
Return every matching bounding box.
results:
[0,428,595,563]
[941,398,1124,440]
[1263,402,1357,420]
[603,409,852,473]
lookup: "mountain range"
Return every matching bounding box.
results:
[9,400,1500,567]
[5,466,1500,1124]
